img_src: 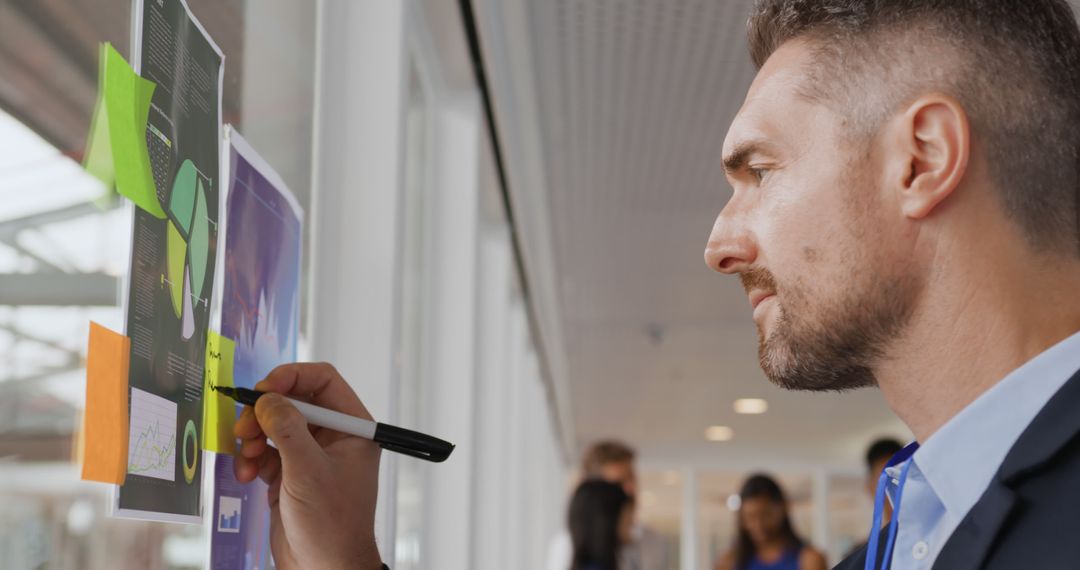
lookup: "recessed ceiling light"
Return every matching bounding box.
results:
[705,425,734,442]
[734,398,768,415]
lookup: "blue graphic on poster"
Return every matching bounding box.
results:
[210,129,302,569]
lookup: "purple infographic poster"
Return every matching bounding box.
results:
[210,128,302,569]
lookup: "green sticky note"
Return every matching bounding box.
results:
[202,331,237,454]
[83,43,167,219]
[84,45,115,194]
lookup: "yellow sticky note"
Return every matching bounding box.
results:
[83,42,166,219]
[80,322,130,485]
[203,331,237,454]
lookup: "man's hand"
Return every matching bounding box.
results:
[233,363,383,570]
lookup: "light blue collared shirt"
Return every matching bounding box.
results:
[882,330,1080,569]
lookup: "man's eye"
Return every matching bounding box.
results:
[749,167,768,183]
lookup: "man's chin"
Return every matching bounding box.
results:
[764,371,874,392]
[758,342,878,392]
[754,316,779,350]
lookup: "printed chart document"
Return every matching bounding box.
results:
[116,0,224,522]
[209,127,304,568]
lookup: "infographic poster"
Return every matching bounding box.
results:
[210,128,303,568]
[115,0,223,521]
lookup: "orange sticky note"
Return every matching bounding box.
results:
[80,322,130,484]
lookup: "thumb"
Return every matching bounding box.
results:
[254,393,326,474]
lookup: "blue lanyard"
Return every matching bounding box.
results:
[864,444,919,570]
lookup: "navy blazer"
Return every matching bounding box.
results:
[835,366,1080,570]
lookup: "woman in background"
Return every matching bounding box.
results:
[715,474,827,570]
[568,480,635,570]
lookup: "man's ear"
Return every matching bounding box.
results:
[888,94,971,220]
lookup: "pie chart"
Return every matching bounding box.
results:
[165,159,212,341]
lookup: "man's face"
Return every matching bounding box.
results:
[599,461,638,498]
[705,41,923,391]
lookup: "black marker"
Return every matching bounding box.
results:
[213,386,455,463]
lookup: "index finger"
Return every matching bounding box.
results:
[255,362,374,420]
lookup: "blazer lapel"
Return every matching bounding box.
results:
[933,366,1080,569]
[997,366,1080,484]
[931,481,1017,569]
[833,527,890,570]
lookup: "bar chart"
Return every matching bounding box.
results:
[217,495,241,534]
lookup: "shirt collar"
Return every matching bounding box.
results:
[912,330,1080,519]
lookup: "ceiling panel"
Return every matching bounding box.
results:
[483,0,913,468]
[477,0,1080,469]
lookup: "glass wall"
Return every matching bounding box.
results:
[0,1,570,568]
[0,1,316,567]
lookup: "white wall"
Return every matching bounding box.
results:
[309,1,570,567]
[308,0,408,551]
[422,97,482,568]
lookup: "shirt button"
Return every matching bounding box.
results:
[912,541,929,560]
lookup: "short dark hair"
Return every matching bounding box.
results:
[865,437,904,472]
[582,440,635,477]
[747,0,1080,254]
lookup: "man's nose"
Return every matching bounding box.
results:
[704,205,757,274]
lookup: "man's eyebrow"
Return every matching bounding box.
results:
[723,140,772,174]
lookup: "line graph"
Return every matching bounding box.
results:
[127,387,177,481]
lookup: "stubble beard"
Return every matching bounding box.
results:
[744,231,922,392]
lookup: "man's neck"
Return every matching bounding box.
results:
[876,250,1080,443]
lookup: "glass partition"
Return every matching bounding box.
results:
[0,2,316,567]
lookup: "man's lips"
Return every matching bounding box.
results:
[748,290,775,310]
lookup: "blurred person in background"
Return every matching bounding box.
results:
[864,438,904,525]
[568,480,635,570]
[546,440,670,570]
[843,438,905,558]
[715,474,827,570]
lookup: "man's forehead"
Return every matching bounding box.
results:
[723,41,817,156]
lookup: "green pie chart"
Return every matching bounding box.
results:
[170,160,198,237]
[164,159,212,340]
[189,178,209,298]
[166,220,186,318]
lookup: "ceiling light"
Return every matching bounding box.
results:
[726,494,742,511]
[705,425,734,442]
[734,398,768,415]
